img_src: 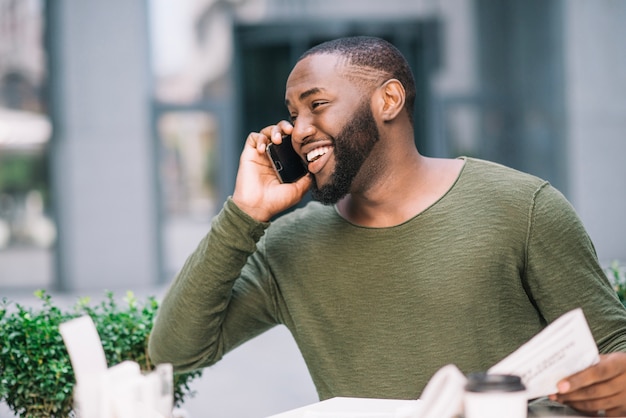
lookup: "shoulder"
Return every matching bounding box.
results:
[443,158,564,227]
[463,158,570,206]
[274,200,337,226]
[461,158,584,231]
[463,157,545,184]
[263,200,341,243]
[459,157,551,199]
[255,201,351,265]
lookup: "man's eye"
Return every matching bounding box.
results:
[290,114,298,122]
[312,101,327,110]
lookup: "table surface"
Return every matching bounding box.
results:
[267,397,593,418]
[267,397,418,417]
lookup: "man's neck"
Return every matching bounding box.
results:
[336,156,465,227]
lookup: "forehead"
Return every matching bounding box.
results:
[285,54,356,103]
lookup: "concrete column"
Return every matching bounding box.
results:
[49,1,160,290]
[564,0,626,262]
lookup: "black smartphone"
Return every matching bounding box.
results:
[266,135,308,183]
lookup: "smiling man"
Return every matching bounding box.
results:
[149,36,626,416]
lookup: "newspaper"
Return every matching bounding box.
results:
[413,308,600,418]
[488,308,599,399]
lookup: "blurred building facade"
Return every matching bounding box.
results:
[0,0,55,288]
[0,0,624,291]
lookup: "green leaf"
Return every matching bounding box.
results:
[0,289,203,416]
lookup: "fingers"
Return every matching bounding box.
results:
[565,394,624,416]
[243,132,267,155]
[234,120,306,221]
[260,121,294,145]
[245,121,294,154]
[561,354,626,394]
[293,172,313,195]
[552,353,626,416]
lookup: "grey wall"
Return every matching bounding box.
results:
[49,0,159,290]
[565,0,626,262]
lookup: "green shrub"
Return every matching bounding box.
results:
[606,260,626,307]
[0,290,202,418]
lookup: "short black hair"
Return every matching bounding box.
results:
[299,36,416,125]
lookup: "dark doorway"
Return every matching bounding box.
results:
[234,19,441,157]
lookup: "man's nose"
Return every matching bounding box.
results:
[290,120,315,145]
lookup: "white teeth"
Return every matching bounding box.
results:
[307,146,331,162]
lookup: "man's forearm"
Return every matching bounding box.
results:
[148,198,269,371]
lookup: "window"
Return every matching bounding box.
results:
[0,0,55,288]
[149,0,230,280]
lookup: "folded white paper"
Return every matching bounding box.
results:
[412,364,465,418]
[59,315,109,384]
[59,315,109,418]
[60,315,174,418]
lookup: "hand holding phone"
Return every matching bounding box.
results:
[266,135,308,183]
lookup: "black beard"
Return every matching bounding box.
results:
[311,101,380,205]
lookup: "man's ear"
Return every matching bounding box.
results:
[376,79,405,122]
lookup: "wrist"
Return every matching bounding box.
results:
[231,195,271,222]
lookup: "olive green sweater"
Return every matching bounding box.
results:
[149,158,626,401]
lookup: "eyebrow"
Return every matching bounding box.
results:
[285,87,325,107]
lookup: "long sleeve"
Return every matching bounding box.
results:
[148,198,277,372]
[524,183,626,353]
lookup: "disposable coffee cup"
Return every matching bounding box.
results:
[464,373,527,418]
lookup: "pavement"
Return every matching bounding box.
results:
[179,325,318,417]
[0,246,53,289]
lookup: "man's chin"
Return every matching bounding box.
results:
[311,192,343,206]
[310,180,350,205]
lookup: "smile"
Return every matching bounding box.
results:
[305,144,334,175]
[307,146,332,162]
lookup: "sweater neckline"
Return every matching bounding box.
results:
[330,156,469,230]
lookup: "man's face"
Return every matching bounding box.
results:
[310,100,380,204]
[285,54,381,205]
